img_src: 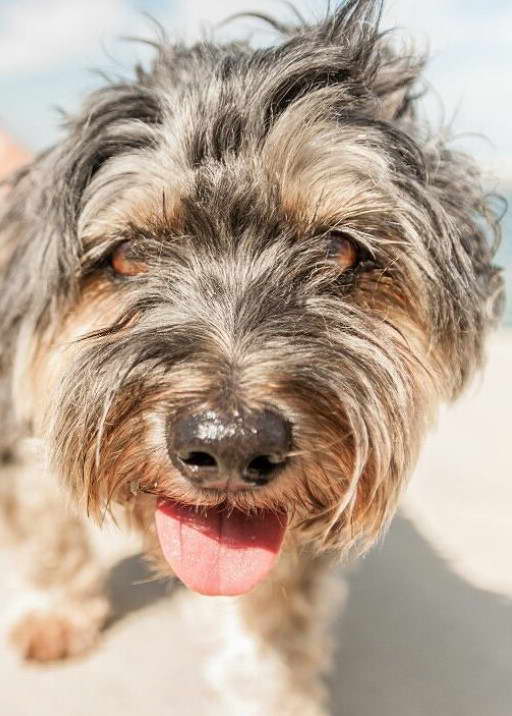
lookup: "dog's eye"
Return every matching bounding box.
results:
[111,242,147,277]
[325,231,359,270]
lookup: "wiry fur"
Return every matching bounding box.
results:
[0,1,503,711]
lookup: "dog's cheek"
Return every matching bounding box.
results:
[13,329,80,434]
[16,280,124,437]
[319,327,442,554]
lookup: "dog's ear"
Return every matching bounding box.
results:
[0,146,79,347]
[0,158,43,436]
[0,80,162,327]
[0,159,44,335]
[424,144,505,332]
[308,0,423,121]
[255,0,422,127]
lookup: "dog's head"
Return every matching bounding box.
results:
[0,0,503,595]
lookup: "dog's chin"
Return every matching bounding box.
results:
[154,498,287,596]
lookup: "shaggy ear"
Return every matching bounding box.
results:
[0,160,42,333]
[371,46,424,121]
[417,140,505,395]
[434,147,505,322]
[0,152,60,337]
[0,80,161,321]
[308,0,424,121]
[0,160,39,447]
[251,0,423,129]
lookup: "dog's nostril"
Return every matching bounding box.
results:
[246,454,286,478]
[179,451,217,468]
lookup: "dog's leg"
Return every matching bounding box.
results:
[1,441,109,662]
[202,551,343,716]
[244,551,343,716]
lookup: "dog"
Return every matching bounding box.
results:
[0,0,504,713]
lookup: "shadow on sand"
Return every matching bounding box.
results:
[330,515,511,716]
[104,555,174,629]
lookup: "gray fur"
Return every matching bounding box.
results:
[0,0,504,555]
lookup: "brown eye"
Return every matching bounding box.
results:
[325,231,359,271]
[111,242,147,277]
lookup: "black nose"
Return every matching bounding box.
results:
[167,408,291,490]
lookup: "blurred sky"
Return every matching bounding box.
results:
[0,0,511,186]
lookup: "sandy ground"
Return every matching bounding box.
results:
[0,332,510,716]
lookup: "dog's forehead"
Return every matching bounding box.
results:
[80,113,401,249]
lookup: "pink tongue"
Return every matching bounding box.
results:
[155,501,286,596]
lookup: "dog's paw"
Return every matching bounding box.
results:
[9,607,104,663]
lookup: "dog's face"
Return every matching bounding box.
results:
[0,1,503,595]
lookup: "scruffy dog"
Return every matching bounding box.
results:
[0,0,503,712]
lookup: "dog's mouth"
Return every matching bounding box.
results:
[155,499,287,596]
